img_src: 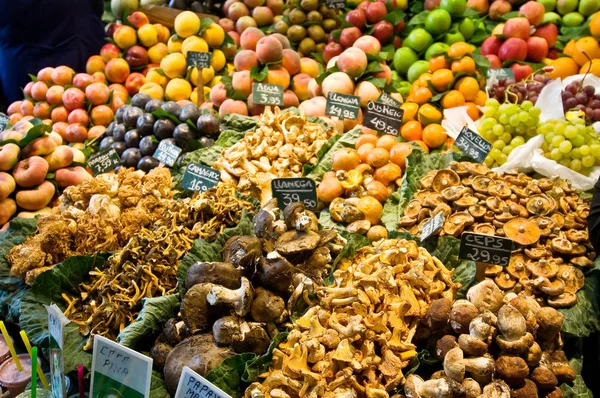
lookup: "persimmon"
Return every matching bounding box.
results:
[317,175,344,202]
[355,134,379,149]
[367,147,390,168]
[390,142,414,169]
[376,135,399,152]
[357,143,375,163]
[431,69,454,92]
[422,123,448,149]
[448,42,473,58]
[366,180,389,202]
[373,162,402,185]
[357,195,384,225]
[441,90,466,109]
[332,147,361,171]
[401,120,423,142]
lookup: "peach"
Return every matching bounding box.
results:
[519,1,544,26]
[49,106,67,123]
[247,93,265,116]
[223,0,238,15]
[73,73,95,89]
[16,181,56,211]
[64,124,88,143]
[31,82,49,102]
[490,0,512,20]
[124,45,149,68]
[228,31,241,48]
[0,143,20,171]
[114,25,137,50]
[281,49,301,75]
[503,17,531,39]
[234,50,259,71]
[125,73,146,95]
[85,82,110,105]
[62,87,85,111]
[322,72,355,97]
[200,101,217,115]
[13,156,49,188]
[266,65,291,89]
[0,130,23,144]
[270,33,291,50]
[67,109,90,127]
[138,82,164,101]
[354,81,380,107]
[52,66,75,86]
[127,11,150,29]
[0,198,17,225]
[467,0,489,15]
[344,108,363,132]
[526,36,548,62]
[308,78,322,98]
[0,172,15,201]
[245,0,264,8]
[7,101,22,115]
[148,42,168,64]
[252,6,274,26]
[45,85,64,106]
[71,148,86,164]
[228,2,250,21]
[86,55,106,75]
[353,36,381,56]
[9,114,23,125]
[210,84,228,107]
[36,67,54,84]
[23,82,34,98]
[137,24,158,48]
[44,145,74,171]
[155,24,170,44]
[267,0,284,14]
[219,99,249,118]
[373,64,392,84]
[240,27,265,51]
[291,73,312,101]
[48,132,63,146]
[52,122,68,138]
[337,47,368,78]
[220,18,235,32]
[232,70,254,97]
[299,96,327,117]
[105,58,131,84]
[22,136,57,158]
[236,16,258,33]
[100,43,121,63]
[300,58,321,78]
[88,125,107,139]
[33,102,51,119]
[93,72,107,84]
[283,90,299,108]
[256,36,283,64]
[109,84,130,102]
[13,120,34,134]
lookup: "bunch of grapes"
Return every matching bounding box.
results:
[488,75,552,105]
[561,81,600,123]
[479,99,541,167]
[540,118,600,176]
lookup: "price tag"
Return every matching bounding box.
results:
[458,232,513,267]
[187,51,212,69]
[325,92,360,120]
[0,114,8,133]
[486,68,515,80]
[181,163,221,192]
[46,304,70,398]
[420,212,444,241]
[271,177,317,210]
[252,83,284,106]
[153,141,182,167]
[363,100,403,136]
[377,92,402,108]
[90,335,152,398]
[454,126,492,163]
[325,0,346,8]
[174,366,231,398]
[88,148,121,175]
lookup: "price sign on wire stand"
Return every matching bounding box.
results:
[420,212,444,241]
[252,83,284,106]
[0,114,8,132]
[326,92,360,120]
[271,177,318,210]
[325,0,346,9]
[46,304,70,398]
[153,141,182,168]
[181,163,221,192]
[187,51,211,105]
[87,148,121,175]
[363,100,403,136]
[454,126,492,163]
[458,232,513,267]
[174,366,231,398]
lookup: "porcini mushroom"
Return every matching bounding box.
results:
[443,347,495,383]
[206,277,254,316]
[495,355,529,386]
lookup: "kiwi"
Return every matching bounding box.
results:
[287,25,307,42]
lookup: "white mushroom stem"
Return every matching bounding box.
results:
[207,277,254,316]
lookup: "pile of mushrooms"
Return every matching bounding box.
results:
[245,238,460,398]
[398,162,592,308]
[151,199,347,394]
[213,108,339,204]
[406,279,575,398]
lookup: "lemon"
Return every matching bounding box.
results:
[139,82,164,100]
[174,11,201,38]
[167,35,183,53]
[211,49,226,72]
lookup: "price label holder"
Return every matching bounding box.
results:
[325,0,346,8]
[271,177,317,210]
[90,335,152,398]
[187,51,212,69]
[458,232,513,267]
[363,100,403,136]
[325,92,360,120]
[486,68,515,80]
[252,83,284,106]
[181,163,221,192]
[454,126,492,163]
[45,304,70,398]
[88,147,121,175]
[377,92,402,108]
[174,366,231,398]
[153,141,182,167]
[0,114,8,133]
[420,212,444,241]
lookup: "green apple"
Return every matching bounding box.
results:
[407,60,430,83]
[425,42,449,60]
[444,30,465,45]
[537,0,557,11]
[393,47,419,75]
[557,0,577,15]
[459,18,476,40]
[403,28,434,53]
[578,0,600,16]
[562,11,584,26]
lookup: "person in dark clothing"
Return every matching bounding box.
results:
[585,180,600,395]
[0,0,106,108]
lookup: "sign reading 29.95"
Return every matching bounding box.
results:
[271,178,317,210]
[363,100,403,136]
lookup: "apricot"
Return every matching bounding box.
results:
[354,81,381,107]
[114,25,138,49]
[210,84,227,107]
[139,82,165,100]
[321,72,355,96]
[146,68,168,88]
[23,82,34,98]
[125,73,146,95]
[174,11,201,38]
[283,90,300,108]
[281,49,301,75]
[219,99,248,118]
[86,55,106,75]
[7,101,22,115]
[181,36,209,57]
[33,102,51,119]
[52,122,69,139]
[67,109,90,127]
[52,66,75,86]
[36,67,54,84]
[300,58,321,78]
[291,74,311,101]
[138,24,159,47]
[256,36,283,64]
[155,24,171,43]
[85,82,110,105]
[64,124,88,143]
[93,72,107,84]
[62,87,85,111]
[88,125,107,139]
[50,106,68,123]
[31,81,48,102]
[73,73,95,89]
[160,53,187,79]
[105,58,130,84]
[202,23,226,48]
[148,42,168,64]
[90,105,114,126]
[266,65,291,89]
[165,78,193,101]
[109,83,129,102]
[232,70,254,97]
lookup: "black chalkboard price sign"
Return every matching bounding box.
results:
[271,178,317,210]
[325,92,360,120]
[0,114,8,133]
[252,83,284,106]
[187,51,212,68]
[454,126,492,163]
[420,211,444,241]
[459,232,513,266]
[181,163,221,192]
[325,0,346,8]
[363,100,403,136]
[87,148,121,175]
[377,92,402,108]
[153,141,182,167]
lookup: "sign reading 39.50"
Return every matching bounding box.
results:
[271,178,317,210]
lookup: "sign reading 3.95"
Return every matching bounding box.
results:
[252,83,284,106]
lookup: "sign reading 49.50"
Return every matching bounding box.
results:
[363,100,403,136]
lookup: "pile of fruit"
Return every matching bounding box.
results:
[221,0,285,36]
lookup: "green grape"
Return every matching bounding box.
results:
[551,135,565,147]
[564,126,577,139]
[482,118,495,130]
[486,99,500,108]
[545,132,555,143]
[580,145,591,156]
[555,123,566,135]
[492,124,504,136]
[573,118,585,126]
[521,100,533,110]
[541,142,549,152]
[483,107,496,118]
[518,112,529,122]
[576,125,587,135]
[484,157,495,167]
[570,159,582,172]
[525,117,537,127]
[497,153,508,165]
[595,157,600,166]
[547,144,554,151]
[493,140,506,150]
[501,133,512,143]
[499,113,509,124]
[559,141,573,154]
[511,136,525,147]
[591,144,600,157]
[582,155,595,168]
[571,148,581,159]
[530,107,541,117]
[502,145,514,155]
[550,148,563,160]
[560,158,571,167]
[509,116,520,126]
[571,135,585,147]
[516,125,526,134]
[589,139,600,146]
[490,148,502,160]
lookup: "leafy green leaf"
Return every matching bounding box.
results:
[366,61,384,74]
[304,126,362,182]
[117,294,180,350]
[28,74,38,82]
[221,113,258,132]
[150,371,172,398]
[408,11,430,26]
[500,11,519,20]
[382,8,405,25]
[152,108,181,125]
[243,331,289,382]
[560,356,594,397]
[462,8,481,19]
[0,217,38,289]
[250,65,269,82]
[205,353,257,398]
[198,17,216,35]
[18,118,51,148]
[472,48,491,76]
[558,21,590,44]
[364,76,387,88]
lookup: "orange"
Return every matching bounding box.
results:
[431,69,454,92]
[429,55,450,72]
[563,40,577,57]
[390,142,414,169]
[571,37,600,66]
[332,147,361,171]
[357,143,375,163]
[366,147,390,168]
[401,102,419,122]
[401,120,423,141]
[591,12,600,38]
[373,162,402,186]
[355,134,379,149]
[357,196,384,225]
[413,140,430,152]
[451,57,476,74]
[448,42,473,58]
[580,59,600,77]
[546,57,579,80]
[422,123,448,149]
[376,135,399,152]
[441,90,465,109]
[455,77,479,102]
[412,87,433,105]
[417,103,443,126]
[416,73,433,88]
[366,180,390,202]
[475,90,487,106]
[465,102,480,121]
[474,70,486,88]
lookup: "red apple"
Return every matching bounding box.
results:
[100,43,120,63]
[490,0,512,20]
[394,19,405,33]
[378,0,397,9]
[511,63,533,81]
[372,20,394,44]
[425,0,441,10]
[498,37,528,61]
[124,45,149,68]
[346,9,367,30]
[533,24,558,48]
[340,27,362,48]
[357,1,370,12]
[547,48,559,59]
[323,42,344,63]
[106,22,122,38]
[393,35,402,49]
[481,36,504,55]
[486,54,502,68]
[503,17,531,39]
[366,2,387,24]
[526,36,548,62]
[519,1,545,26]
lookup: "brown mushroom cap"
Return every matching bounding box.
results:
[558,265,585,294]
[443,212,474,237]
[442,185,469,201]
[511,378,539,398]
[405,199,422,218]
[455,195,479,207]
[504,218,541,246]
[527,195,556,216]
[432,169,460,193]
[526,259,559,279]
[468,204,487,219]
[420,173,435,189]
[275,230,321,254]
[507,254,530,279]
[494,273,516,290]
[464,163,489,175]
[488,180,512,199]
[547,292,577,308]
[472,176,491,193]
[346,219,371,234]
[496,355,529,385]
[485,264,503,277]
[450,161,469,175]
[486,196,505,213]
[473,223,495,235]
